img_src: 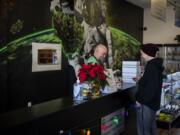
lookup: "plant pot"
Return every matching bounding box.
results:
[90,80,101,97]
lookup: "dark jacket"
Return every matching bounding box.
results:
[135,58,164,111]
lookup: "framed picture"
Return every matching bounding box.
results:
[32,42,62,72]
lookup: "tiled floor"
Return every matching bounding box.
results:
[125,108,180,135]
[158,128,180,135]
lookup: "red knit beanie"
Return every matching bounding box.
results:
[140,43,159,57]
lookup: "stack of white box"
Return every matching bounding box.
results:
[122,61,140,83]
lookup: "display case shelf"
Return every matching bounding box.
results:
[157,71,180,134]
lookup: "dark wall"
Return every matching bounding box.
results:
[106,0,144,42]
[6,52,76,111]
[6,0,51,43]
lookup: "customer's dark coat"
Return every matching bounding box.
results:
[136,58,164,111]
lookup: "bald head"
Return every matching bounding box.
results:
[94,44,108,61]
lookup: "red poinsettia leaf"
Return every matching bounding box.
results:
[89,69,96,78]
[99,73,106,80]
[79,72,87,82]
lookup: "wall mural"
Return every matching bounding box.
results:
[0,0,140,72]
[0,0,142,112]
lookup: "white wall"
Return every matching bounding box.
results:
[143,6,180,44]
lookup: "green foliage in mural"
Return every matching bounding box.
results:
[0,24,140,71]
[0,29,63,64]
[110,27,140,70]
[52,10,84,58]
[10,19,24,34]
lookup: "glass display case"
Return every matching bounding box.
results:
[157,71,180,132]
[161,72,180,107]
[156,45,180,132]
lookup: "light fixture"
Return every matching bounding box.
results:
[151,0,167,22]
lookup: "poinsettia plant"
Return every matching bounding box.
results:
[78,63,108,89]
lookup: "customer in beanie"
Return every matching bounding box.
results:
[134,43,164,135]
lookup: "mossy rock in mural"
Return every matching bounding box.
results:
[81,0,104,26]
[0,29,62,64]
[110,27,140,70]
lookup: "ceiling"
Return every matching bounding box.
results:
[126,0,151,8]
[126,0,180,9]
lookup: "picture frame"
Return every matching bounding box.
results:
[32,42,62,72]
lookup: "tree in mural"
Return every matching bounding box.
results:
[51,0,141,70]
[74,0,114,68]
[51,0,84,59]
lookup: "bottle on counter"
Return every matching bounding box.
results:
[73,78,82,100]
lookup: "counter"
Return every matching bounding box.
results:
[0,83,135,135]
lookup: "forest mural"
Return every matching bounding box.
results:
[0,0,142,112]
[0,0,141,70]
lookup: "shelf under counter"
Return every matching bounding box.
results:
[0,83,136,135]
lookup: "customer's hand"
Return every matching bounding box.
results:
[132,76,140,82]
[140,66,144,75]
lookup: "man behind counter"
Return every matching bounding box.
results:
[86,43,108,66]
